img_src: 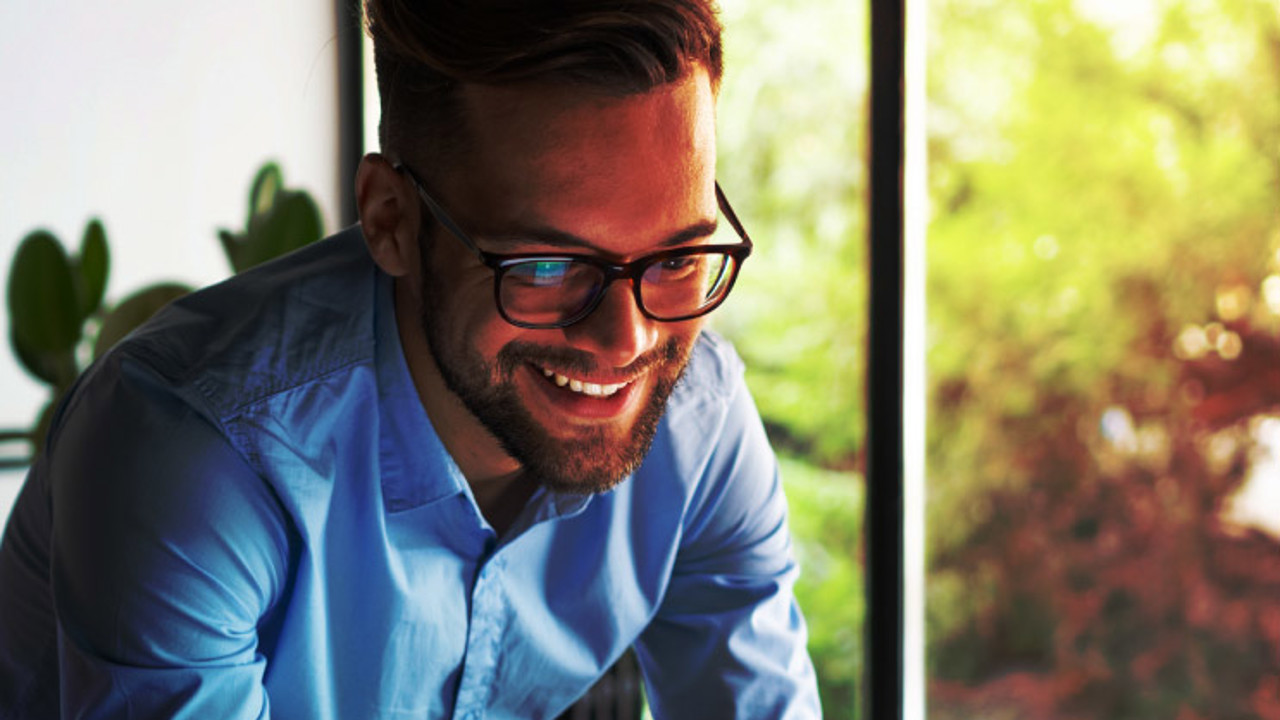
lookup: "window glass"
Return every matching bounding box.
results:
[714,0,868,715]
[926,0,1280,716]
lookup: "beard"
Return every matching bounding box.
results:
[417,255,696,495]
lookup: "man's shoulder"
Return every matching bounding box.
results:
[666,329,747,415]
[101,226,379,421]
[646,329,752,465]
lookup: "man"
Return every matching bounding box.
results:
[0,1,820,717]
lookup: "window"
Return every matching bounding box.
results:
[924,0,1280,717]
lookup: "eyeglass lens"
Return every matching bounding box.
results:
[498,252,740,326]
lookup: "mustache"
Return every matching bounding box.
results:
[496,338,686,378]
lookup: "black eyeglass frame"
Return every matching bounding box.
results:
[394,163,754,329]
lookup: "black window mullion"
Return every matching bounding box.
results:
[866,0,907,717]
[336,0,365,228]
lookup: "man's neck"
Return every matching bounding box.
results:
[469,470,538,537]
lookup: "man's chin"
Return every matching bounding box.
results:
[500,372,683,494]
[421,305,694,495]
[521,423,652,495]
[462,342,688,494]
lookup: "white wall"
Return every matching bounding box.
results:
[1,2,342,514]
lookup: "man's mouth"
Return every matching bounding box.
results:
[537,366,633,398]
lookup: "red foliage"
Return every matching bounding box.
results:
[930,319,1280,719]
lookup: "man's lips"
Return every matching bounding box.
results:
[521,362,644,421]
[536,366,633,398]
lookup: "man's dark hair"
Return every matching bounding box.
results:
[364,0,724,170]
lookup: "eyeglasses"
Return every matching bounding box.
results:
[395,163,753,329]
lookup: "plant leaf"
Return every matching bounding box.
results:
[248,162,283,225]
[9,327,77,388]
[220,163,324,273]
[7,230,82,356]
[246,191,323,270]
[76,218,110,319]
[218,228,248,275]
[93,283,192,360]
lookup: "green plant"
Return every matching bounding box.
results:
[4,220,110,456]
[219,162,325,274]
[2,162,324,467]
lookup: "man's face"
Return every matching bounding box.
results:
[410,68,719,493]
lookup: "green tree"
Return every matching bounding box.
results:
[713,0,870,715]
[926,0,1280,715]
[715,0,868,468]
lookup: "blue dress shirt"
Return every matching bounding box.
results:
[0,227,820,719]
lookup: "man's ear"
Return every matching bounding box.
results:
[356,152,418,277]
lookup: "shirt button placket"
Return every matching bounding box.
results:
[454,556,507,719]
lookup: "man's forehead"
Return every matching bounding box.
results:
[456,68,714,168]
[439,67,718,231]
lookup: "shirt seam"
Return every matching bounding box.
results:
[197,352,370,421]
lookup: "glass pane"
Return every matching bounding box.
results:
[926,0,1280,717]
[501,260,599,325]
[713,0,868,716]
[639,252,729,316]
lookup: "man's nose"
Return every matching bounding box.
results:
[562,280,659,368]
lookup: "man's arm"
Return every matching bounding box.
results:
[48,355,291,719]
[635,379,822,719]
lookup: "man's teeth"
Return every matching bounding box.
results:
[541,368,626,397]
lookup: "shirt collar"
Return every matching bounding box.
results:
[372,267,600,525]
[374,269,469,513]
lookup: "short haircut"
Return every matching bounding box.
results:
[364,0,724,172]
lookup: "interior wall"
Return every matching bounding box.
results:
[0,2,342,508]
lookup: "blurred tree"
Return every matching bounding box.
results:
[715,0,868,469]
[926,0,1280,716]
[713,0,870,716]
[780,458,866,719]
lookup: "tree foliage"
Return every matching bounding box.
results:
[718,0,1280,714]
[926,0,1280,716]
[713,0,869,715]
[715,0,868,469]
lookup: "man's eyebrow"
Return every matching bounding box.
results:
[475,219,721,252]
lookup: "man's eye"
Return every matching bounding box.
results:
[659,257,699,271]
[509,261,571,286]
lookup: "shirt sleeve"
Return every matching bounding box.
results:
[634,379,822,719]
[46,354,292,719]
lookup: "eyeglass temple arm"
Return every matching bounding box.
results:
[392,163,488,262]
[715,182,753,248]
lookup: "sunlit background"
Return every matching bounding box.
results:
[4,0,1279,718]
[712,0,867,714]
[924,0,1280,716]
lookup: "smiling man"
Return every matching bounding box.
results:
[0,2,820,718]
